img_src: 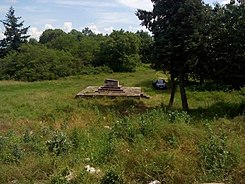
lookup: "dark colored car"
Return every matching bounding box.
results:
[152,79,167,90]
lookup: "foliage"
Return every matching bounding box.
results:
[39,29,66,44]
[47,130,72,156]
[136,0,204,110]
[168,110,191,124]
[0,43,84,81]
[0,131,23,163]
[135,30,153,63]
[101,170,124,184]
[97,30,141,72]
[0,61,244,183]
[208,2,245,88]
[199,126,238,181]
[0,6,29,58]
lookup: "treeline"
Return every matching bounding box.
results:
[0,7,152,81]
[1,29,153,81]
[0,2,245,88]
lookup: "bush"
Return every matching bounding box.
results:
[0,131,23,163]
[0,44,84,81]
[199,127,237,181]
[47,131,72,156]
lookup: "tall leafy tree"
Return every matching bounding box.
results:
[136,30,153,63]
[39,29,65,44]
[188,3,214,84]
[0,6,30,57]
[98,30,141,72]
[209,1,245,88]
[136,0,204,110]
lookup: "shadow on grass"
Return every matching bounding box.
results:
[77,94,244,120]
[92,98,150,117]
[186,81,233,92]
[189,101,245,120]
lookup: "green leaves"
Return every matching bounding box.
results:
[0,6,29,57]
[0,44,82,81]
[98,30,141,72]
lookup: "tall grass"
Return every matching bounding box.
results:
[0,65,244,183]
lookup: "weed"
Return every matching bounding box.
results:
[0,131,23,164]
[165,134,178,148]
[199,126,237,181]
[109,118,137,143]
[101,170,124,184]
[47,131,72,156]
[139,115,154,136]
[168,111,191,124]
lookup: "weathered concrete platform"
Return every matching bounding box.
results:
[75,86,150,99]
[75,79,150,99]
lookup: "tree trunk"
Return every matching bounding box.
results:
[179,69,189,111]
[199,73,204,85]
[168,72,176,108]
[168,61,176,108]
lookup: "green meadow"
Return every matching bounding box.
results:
[0,65,244,184]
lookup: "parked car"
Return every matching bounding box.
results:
[152,79,167,90]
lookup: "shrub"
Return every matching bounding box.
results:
[47,131,72,156]
[199,127,237,181]
[168,111,191,124]
[109,118,137,143]
[0,131,23,163]
[0,44,84,81]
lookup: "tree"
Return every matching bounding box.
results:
[0,6,30,58]
[188,3,214,84]
[39,29,65,44]
[82,27,96,37]
[136,0,204,110]
[136,30,153,63]
[209,2,245,88]
[98,30,141,72]
[0,43,83,81]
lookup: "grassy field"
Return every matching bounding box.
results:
[0,65,244,184]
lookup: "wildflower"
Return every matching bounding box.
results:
[104,125,112,130]
[85,165,96,174]
[84,157,90,161]
[65,171,75,181]
[149,180,160,184]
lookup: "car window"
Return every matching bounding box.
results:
[157,80,164,84]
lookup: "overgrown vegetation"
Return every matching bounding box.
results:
[0,66,244,183]
[0,1,244,183]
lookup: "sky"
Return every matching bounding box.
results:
[0,0,230,40]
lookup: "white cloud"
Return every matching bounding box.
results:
[116,0,152,10]
[0,32,4,40]
[104,26,114,34]
[44,24,54,30]
[63,22,72,33]
[51,0,116,7]
[128,25,148,33]
[86,23,101,34]
[28,27,42,40]
[7,0,18,3]
[97,12,136,25]
[222,0,230,4]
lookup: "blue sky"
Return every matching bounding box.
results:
[0,0,230,40]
